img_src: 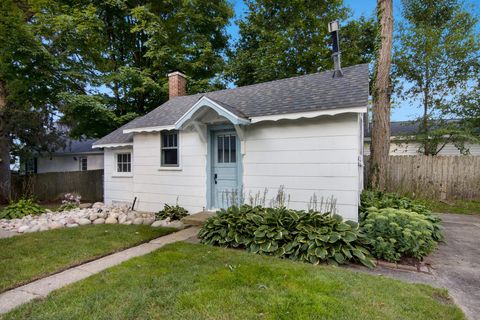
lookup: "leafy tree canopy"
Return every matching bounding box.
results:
[394,0,480,155]
[226,0,377,86]
[34,0,234,139]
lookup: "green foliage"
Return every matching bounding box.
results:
[394,0,480,155]
[199,205,375,268]
[58,203,78,212]
[0,199,45,219]
[156,204,188,221]
[362,208,440,262]
[360,190,442,242]
[226,0,377,86]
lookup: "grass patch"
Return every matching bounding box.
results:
[2,242,465,320]
[0,225,175,292]
[422,199,480,215]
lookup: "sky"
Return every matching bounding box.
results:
[225,0,479,121]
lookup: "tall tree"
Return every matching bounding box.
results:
[369,0,393,190]
[38,0,234,139]
[226,0,377,86]
[394,0,480,155]
[0,0,69,203]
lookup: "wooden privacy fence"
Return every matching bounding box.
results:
[365,156,480,200]
[12,170,103,202]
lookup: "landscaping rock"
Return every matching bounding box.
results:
[89,213,98,221]
[143,217,155,225]
[66,223,79,228]
[17,225,29,233]
[49,222,64,230]
[92,202,104,209]
[93,218,105,225]
[118,214,127,224]
[25,225,40,233]
[133,218,144,225]
[151,220,163,227]
[79,203,92,209]
[77,218,91,226]
[105,217,118,224]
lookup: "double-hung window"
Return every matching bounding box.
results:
[80,157,88,171]
[116,153,131,173]
[161,130,179,167]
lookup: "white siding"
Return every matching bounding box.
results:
[243,113,361,220]
[104,148,134,206]
[132,130,207,213]
[364,141,480,156]
[37,154,103,173]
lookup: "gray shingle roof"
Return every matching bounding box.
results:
[94,64,369,146]
[53,138,101,155]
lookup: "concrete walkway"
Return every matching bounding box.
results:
[0,226,200,315]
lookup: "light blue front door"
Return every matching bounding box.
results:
[211,131,239,209]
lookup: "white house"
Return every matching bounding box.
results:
[22,138,104,174]
[93,64,369,221]
[364,121,480,156]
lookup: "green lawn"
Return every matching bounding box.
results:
[2,242,465,320]
[423,199,480,215]
[0,225,174,292]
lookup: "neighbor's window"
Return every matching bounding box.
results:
[217,134,236,163]
[25,158,37,174]
[116,153,131,173]
[161,130,179,166]
[80,157,88,171]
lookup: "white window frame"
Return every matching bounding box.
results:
[113,151,133,177]
[159,130,182,170]
[79,157,88,171]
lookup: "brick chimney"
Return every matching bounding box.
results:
[168,71,187,99]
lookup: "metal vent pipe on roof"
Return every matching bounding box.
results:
[328,20,343,77]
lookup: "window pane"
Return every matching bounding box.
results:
[230,135,236,163]
[117,163,122,172]
[163,149,178,165]
[162,134,167,147]
[217,136,223,163]
[224,135,230,163]
[127,153,131,162]
[173,133,177,147]
[127,163,131,172]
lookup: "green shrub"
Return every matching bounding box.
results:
[362,207,439,262]
[360,190,442,241]
[58,203,78,212]
[198,205,375,268]
[156,204,188,221]
[0,199,45,219]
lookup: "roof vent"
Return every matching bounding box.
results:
[328,21,343,78]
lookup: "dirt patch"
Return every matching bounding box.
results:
[431,290,454,305]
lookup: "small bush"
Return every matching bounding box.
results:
[58,203,78,212]
[156,204,188,221]
[0,199,45,219]
[362,207,439,262]
[199,205,375,268]
[360,190,442,241]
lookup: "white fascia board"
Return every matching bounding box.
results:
[250,106,367,124]
[92,143,133,149]
[175,96,250,129]
[123,125,175,134]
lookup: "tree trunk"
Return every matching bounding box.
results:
[369,0,393,190]
[0,79,10,203]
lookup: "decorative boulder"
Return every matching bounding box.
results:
[143,217,155,225]
[133,218,144,225]
[151,220,163,228]
[77,218,91,226]
[93,218,105,225]
[17,225,30,233]
[105,217,118,224]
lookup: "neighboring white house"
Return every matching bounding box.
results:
[22,139,104,174]
[364,121,480,156]
[93,64,369,221]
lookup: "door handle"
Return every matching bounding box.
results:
[214,173,217,184]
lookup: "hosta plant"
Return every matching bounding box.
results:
[362,207,439,262]
[199,205,375,268]
[156,204,188,221]
[0,198,45,219]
